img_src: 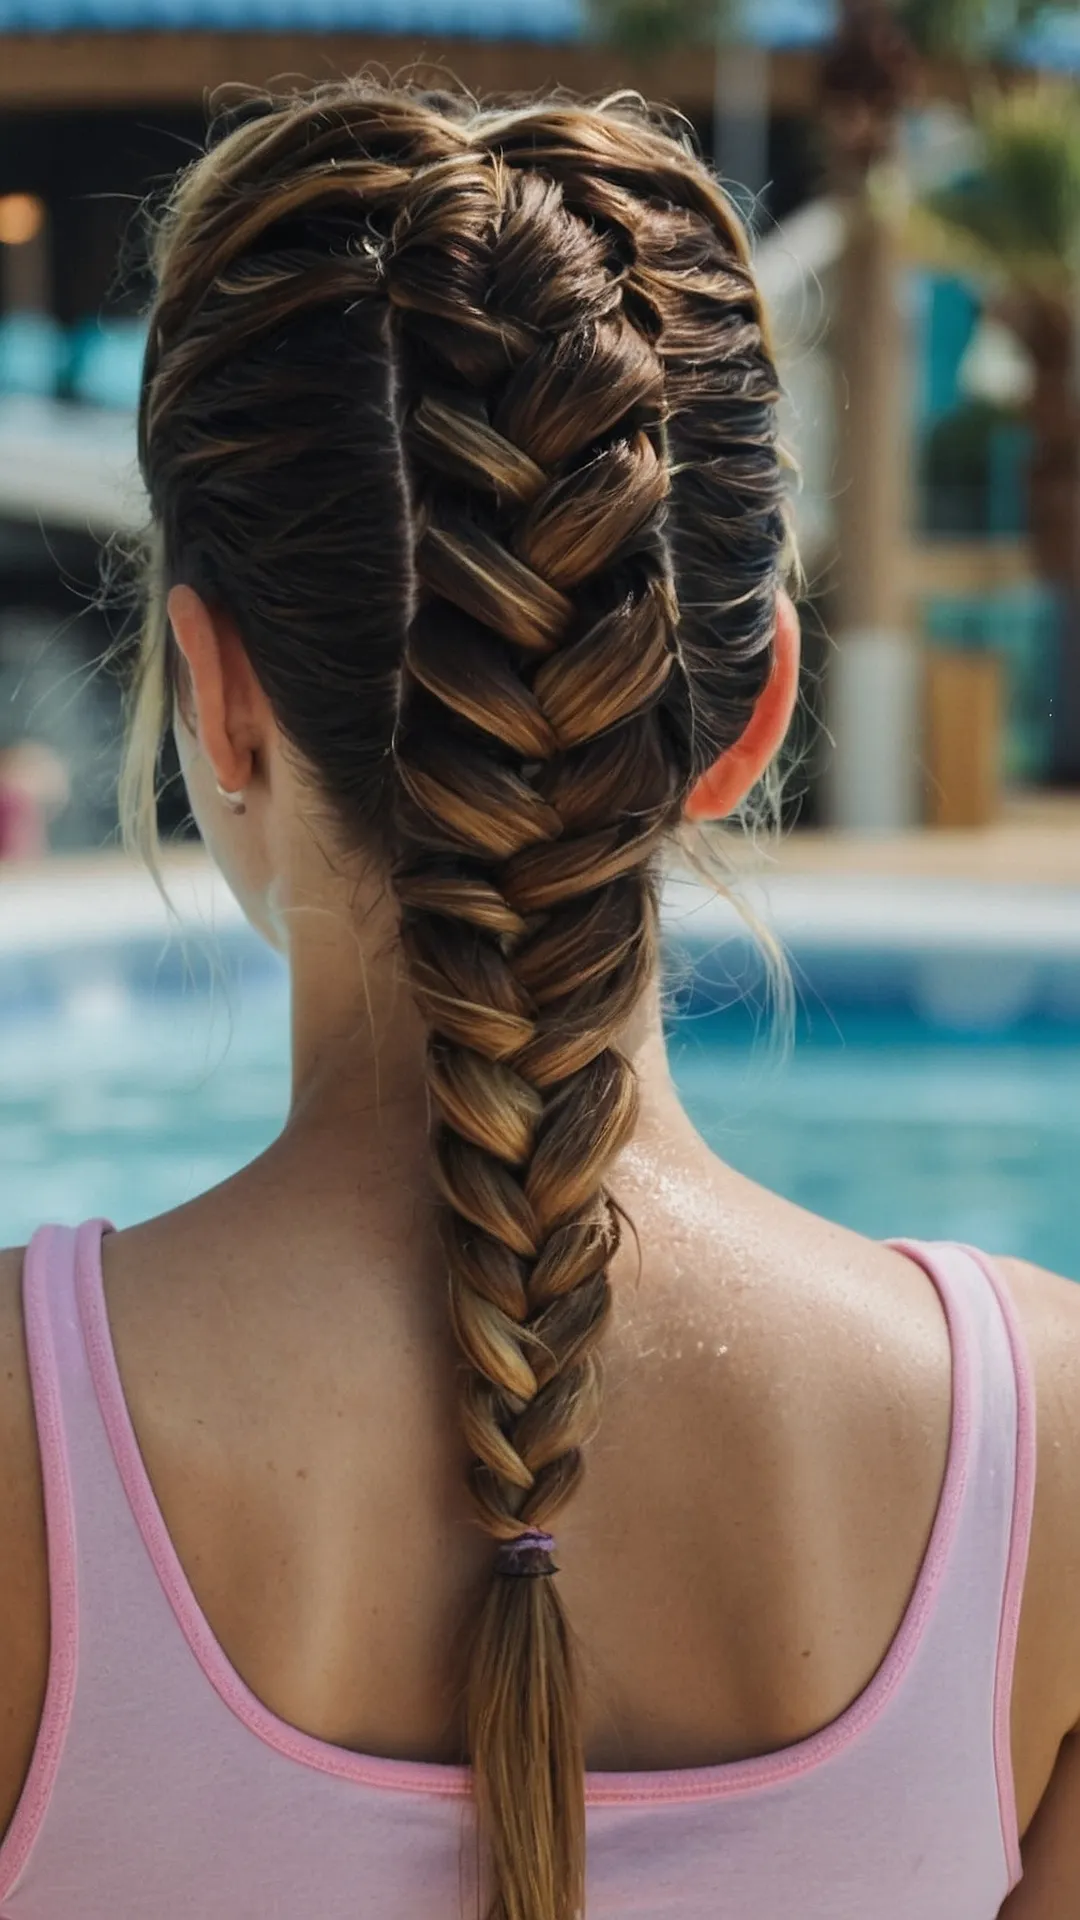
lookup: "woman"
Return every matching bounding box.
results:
[0,82,1076,1920]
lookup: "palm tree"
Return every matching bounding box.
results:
[920,85,1080,586]
[590,1,1068,179]
[917,83,1080,775]
[591,0,1074,823]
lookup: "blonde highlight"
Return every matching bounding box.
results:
[129,78,789,1920]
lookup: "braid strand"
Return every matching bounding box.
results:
[134,80,788,1920]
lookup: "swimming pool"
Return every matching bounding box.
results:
[2,864,1079,1274]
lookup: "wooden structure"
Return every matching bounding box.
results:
[0,30,817,116]
[924,650,1005,829]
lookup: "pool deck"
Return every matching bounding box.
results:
[759,795,1080,890]
[2,795,1080,962]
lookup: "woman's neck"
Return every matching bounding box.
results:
[278,872,685,1178]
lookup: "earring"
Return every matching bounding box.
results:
[215,781,247,816]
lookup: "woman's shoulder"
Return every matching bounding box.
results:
[992,1252,1080,1644]
[613,1155,1080,1795]
[0,1246,50,1835]
[0,1245,24,1315]
[0,1243,47,1593]
[990,1257,1080,1780]
[0,1245,36,1502]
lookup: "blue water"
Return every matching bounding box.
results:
[2,953,1079,1276]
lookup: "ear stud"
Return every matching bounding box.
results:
[215,782,248,816]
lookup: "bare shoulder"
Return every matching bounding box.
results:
[603,1161,960,1754]
[992,1252,1080,1466]
[0,1245,41,1521]
[989,1257,1080,1738]
[0,1246,28,1358]
[996,1249,1080,1368]
[0,1247,49,1835]
[990,1257,1080,1910]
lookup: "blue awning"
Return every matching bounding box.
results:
[0,0,1074,70]
[0,0,837,48]
[0,0,576,34]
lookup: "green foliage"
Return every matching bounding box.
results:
[926,84,1080,291]
[900,0,1001,60]
[902,0,1080,60]
[591,0,1080,60]
[587,0,728,53]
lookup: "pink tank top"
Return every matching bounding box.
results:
[0,1221,1035,1918]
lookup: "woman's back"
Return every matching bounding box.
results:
[99,1132,966,1782]
[1,74,1079,1919]
[0,1096,1077,1915]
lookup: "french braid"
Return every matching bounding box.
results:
[132,82,788,1920]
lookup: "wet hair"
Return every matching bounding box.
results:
[127,78,789,1920]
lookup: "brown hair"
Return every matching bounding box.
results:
[129,79,788,1920]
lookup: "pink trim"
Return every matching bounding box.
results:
[78,1223,973,1808]
[963,1249,1037,1891]
[0,1230,80,1900]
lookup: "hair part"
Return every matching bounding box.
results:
[129,77,790,1920]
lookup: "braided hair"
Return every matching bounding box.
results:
[131,80,788,1920]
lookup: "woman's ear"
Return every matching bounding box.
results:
[684,590,801,823]
[167,585,262,797]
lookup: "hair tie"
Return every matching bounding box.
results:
[494,1529,558,1578]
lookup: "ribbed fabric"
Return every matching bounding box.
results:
[0,1221,1035,1918]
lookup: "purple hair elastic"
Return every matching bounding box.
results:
[494,1529,558,1578]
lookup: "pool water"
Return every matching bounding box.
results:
[3,952,1079,1276]
[673,1019,1080,1274]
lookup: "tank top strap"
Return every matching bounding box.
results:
[23,1220,129,1555]
[887,1239,1036,1886]
[21,1217,187,1635]
[2,1224,118,1900]
[4,1222,199,1901]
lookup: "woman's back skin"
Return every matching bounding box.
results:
[1,995,1080,1909]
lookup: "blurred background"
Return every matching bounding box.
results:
[2,0,1080,1266]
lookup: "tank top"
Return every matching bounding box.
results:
[0,1220,1035,1918]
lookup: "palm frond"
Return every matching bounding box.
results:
[920,83,1080,296]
